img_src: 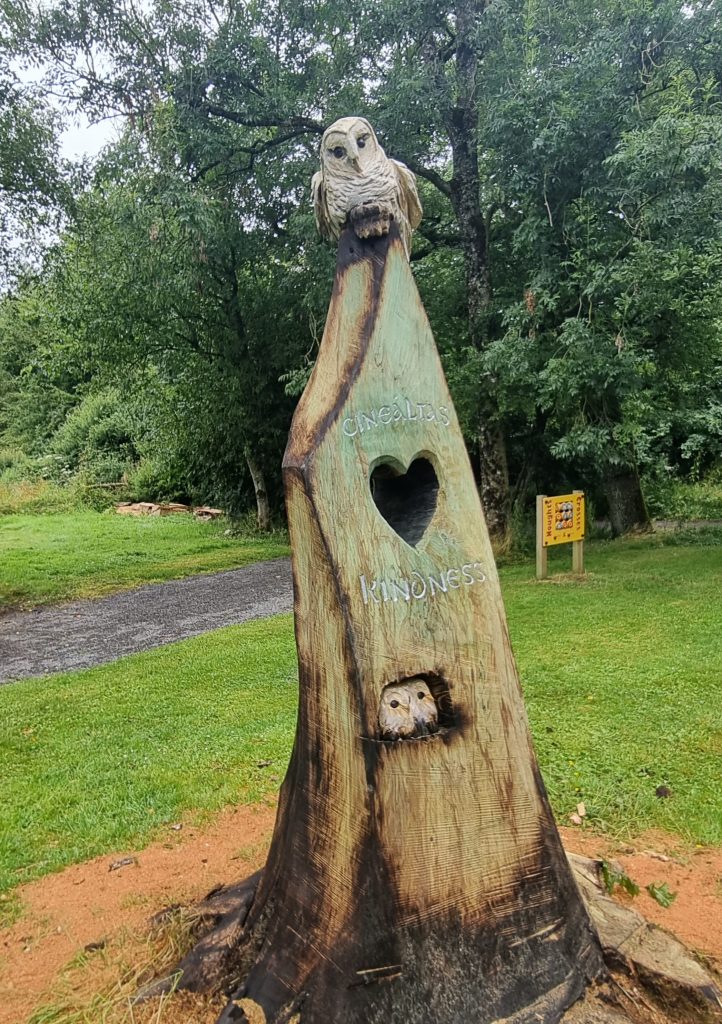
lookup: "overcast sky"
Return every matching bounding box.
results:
[14,57,119,162]
[59,114,118,161]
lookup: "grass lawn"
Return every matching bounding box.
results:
[0,511,290,611]
[0,531,720,906]
[0,616,299,905]
[510,531,722,847]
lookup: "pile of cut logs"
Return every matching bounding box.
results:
[115,502,224,520]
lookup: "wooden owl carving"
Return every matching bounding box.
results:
[311,116,422,258]
[378,678,439,740]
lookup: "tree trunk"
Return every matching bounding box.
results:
[244,448,271,531]
[446,121,509,538]
[443,0,510,540]
[605,468,650,537]
[478,419,511,542]
[180,227,603,1023]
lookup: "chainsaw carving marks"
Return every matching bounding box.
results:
[267,226,602,1024]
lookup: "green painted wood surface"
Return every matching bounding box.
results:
[229,227,601,1024]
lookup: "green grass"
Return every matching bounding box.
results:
[0,532,720,903]
[0,616,298,900]
[0,511,290,611]
[509,531,722,846]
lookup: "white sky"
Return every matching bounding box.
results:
[14,58,119,162]
[59,114,118,160]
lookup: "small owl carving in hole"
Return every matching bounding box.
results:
[378,678,439,741]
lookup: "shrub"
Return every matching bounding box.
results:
[124,456,188,504]
[0,448,24,473]
[0,448,41,482]
[50,389,139,482]
[644,474,722,522]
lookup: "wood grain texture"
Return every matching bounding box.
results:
[218,226,602,1024]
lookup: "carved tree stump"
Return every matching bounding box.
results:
[211,226,603,1022]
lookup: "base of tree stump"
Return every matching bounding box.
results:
[140,852,721,1024]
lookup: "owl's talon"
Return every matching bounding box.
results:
[349,203,393,240]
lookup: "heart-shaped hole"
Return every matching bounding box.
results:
[370,457,439,546]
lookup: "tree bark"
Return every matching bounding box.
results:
[478,418,511,541]
[442,0,510,540]
[604,468,650,537]
[244,448,271,531]
[176,228,603,1023]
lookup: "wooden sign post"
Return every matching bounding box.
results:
[536,490,585,580]
[201,227,602,1024]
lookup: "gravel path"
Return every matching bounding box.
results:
[0,557,293,685]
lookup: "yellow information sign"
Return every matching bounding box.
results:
[542,492,585,547]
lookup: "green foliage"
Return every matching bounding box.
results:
[644,475,722,522]
[0,2,71,284]
[0,446,36,478]
[124,456,184,504]
[646,881,677,908]
[0,280,79,455]
[27,129,312,511]
[1,0,721,524]
[600,860,640,898]
[49,388,139,483]
[600,863,678,909]
[484,2,722,505]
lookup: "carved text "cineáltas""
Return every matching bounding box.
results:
[343,397,451,438]
[359,562,486,605]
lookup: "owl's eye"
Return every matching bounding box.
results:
[331,146,346,159]
[357,135,367,149]
[389,699,400,708]
[417,691,426,700]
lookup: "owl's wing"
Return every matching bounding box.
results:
[311,170,340,242]
[391,159,423,229]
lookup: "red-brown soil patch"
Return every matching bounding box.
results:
[0,803,276,1024]
[560,825,722,973]
[1,809,720,1024]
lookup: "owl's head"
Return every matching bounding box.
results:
[378,678,439,740]
[320,116,380,176]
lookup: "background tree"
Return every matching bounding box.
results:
[478,0,722,531]
[0,1,72,287]
[43,118,327,521]
[2,0,721,532]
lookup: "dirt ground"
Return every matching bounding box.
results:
[1,804,721,1024]
[0,804,277,1024]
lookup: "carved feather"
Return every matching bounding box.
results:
[391,159,423,231]
[311,170,340,242]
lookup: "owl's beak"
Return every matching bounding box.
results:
[348,139,363,174]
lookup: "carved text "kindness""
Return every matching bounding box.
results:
[359,561,487,606]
